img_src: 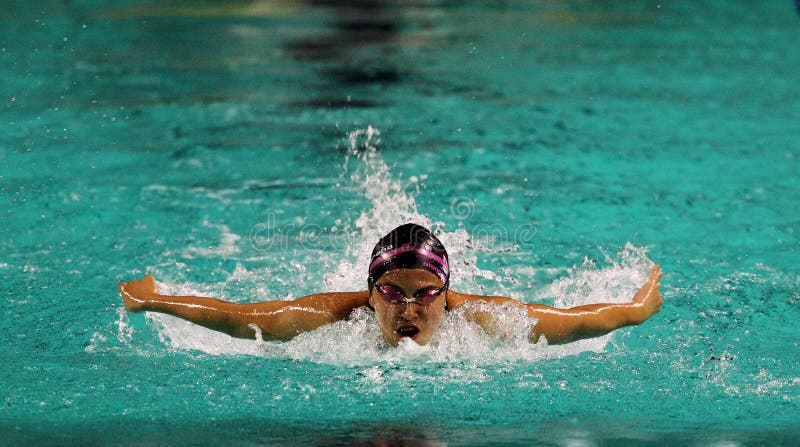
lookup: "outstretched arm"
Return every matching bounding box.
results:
[448,265,663,344]
[119,275,369,341]
[527,265,663,343]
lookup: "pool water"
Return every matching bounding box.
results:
[2,1,799,445]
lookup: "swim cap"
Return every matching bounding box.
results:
[368,223,450,290]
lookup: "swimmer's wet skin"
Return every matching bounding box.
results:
[119,223,663,346]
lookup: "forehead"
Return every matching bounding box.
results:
[374,268,443,287]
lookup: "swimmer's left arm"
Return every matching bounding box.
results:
[448,265,663,344]
[527,265,663,344]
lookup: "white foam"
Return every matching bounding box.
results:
[538,244,654,308]
[140,274,649,365]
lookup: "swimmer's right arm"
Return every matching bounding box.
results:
[118,274,369,341]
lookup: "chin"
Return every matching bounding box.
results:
[401,334,430,346]
[386,335,425,347]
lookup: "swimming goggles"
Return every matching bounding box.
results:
[375,284,447,305]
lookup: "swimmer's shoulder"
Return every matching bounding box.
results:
[293,291,370,319]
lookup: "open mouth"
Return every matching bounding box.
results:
[396,325,420,338]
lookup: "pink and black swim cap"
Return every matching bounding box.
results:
[368,223,450,290]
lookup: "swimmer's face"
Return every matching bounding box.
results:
[369,269,447,347]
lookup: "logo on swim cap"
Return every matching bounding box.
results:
[374,244,394,257]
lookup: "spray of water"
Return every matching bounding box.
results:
[325,126,503,294]
[324,126,432,292]
[102,126,657,365]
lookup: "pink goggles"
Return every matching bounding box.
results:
[375,284,447,305]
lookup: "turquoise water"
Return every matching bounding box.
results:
[2,1,799,445]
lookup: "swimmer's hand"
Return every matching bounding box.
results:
[118,274,159,312]
[631,265,663,323]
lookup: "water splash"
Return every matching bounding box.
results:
[142,302,544,366]
[325,126,431,292]
[325,126,500,293]
[541,243,654,309]
[120,126,657,365]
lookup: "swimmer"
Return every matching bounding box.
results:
[119,223,663,346]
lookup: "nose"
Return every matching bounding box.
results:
[399,303,418,319]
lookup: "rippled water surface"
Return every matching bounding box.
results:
[2,1,799,445]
